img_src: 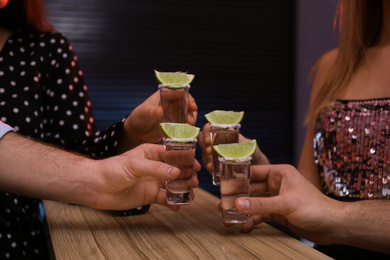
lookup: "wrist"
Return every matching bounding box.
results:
[70,158,106,208]
[324,199,355,244]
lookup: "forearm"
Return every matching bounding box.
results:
[331,200,390,253]
[0,132,100,206]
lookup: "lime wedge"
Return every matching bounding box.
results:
[155,70,195,88]
[160,123,200,139]
[213,140,257,159]
[205,110,244,124]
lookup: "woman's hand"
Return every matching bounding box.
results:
[198,123,270,175]
[118,91,198,152]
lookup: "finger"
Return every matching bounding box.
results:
[201,149,213,174]
[153,106,164,121]
[192,173,199,188]
[250,164,292,181]
[241,215,263,233]
[128,144,181,180]
[218,202,223,212]
[146,144,199,181]
[199,125,212,153]
[197,131,203,145]
[200,124,213,173]
[201,144,213,158]
[138,93,162,120]
[249,165,270,182]
[188,94,198,111]
[187,110,197,125]
[220,178,248,196]
[154,187,196,210]
[221,196,237,213]
[249,181,269,197]
[238,133,250,142]
[143,143,166,161]
[136,160,181,181]
[162,170,199,189]
[204,162,213,174]
[202,123,211,144]
[250,164,286,183]
[218,202,234,227]
[155,190,180,212]
[235,197,284,216]
[194,159,202,172]
[187,95,198,125]
[223,222,235,227]
[193,111,198,124]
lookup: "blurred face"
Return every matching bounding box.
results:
[0,0,9,9]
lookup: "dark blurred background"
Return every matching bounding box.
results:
[46,0,337,196]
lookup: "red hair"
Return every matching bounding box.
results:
[0,0,54,32]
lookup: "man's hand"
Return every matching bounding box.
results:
[93,143,201,212]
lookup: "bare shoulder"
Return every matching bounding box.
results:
[313,48,338,86]
[318,48,338,70]
[309,48,338,104]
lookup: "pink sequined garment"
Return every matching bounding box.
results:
[314,99,390,199]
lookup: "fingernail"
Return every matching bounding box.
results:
[237,199,250,210]
[168,168,175,178]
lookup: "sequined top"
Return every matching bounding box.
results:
[314,99,390,199]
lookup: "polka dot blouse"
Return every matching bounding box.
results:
[0,29,125,259]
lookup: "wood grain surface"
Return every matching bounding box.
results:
[43,188,332,260]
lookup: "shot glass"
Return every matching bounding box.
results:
[164,138,197,205]
[210,124,240,185]
[159,84,190,123]
[219,156,251,224]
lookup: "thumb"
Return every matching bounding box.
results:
[140,102,162,121]
[153,105,164,121]
[235,197,283,216]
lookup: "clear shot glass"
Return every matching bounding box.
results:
[219,156,251,224]
[164,138,197,205]
[159,84,190,123]
[210,124,240,185]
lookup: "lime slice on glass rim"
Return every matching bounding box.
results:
[205,110,244,124]
[213,140,257,159]
[155,70,195,89]
[160,123,200,139]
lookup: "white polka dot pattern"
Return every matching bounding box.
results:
[0,29,125,259]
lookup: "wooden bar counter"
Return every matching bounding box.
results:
[43,188,332,259]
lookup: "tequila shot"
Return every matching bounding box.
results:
[159,84,190,123]
[210,124,240,185]
[219,156,251,224]
[164,138,197,205]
